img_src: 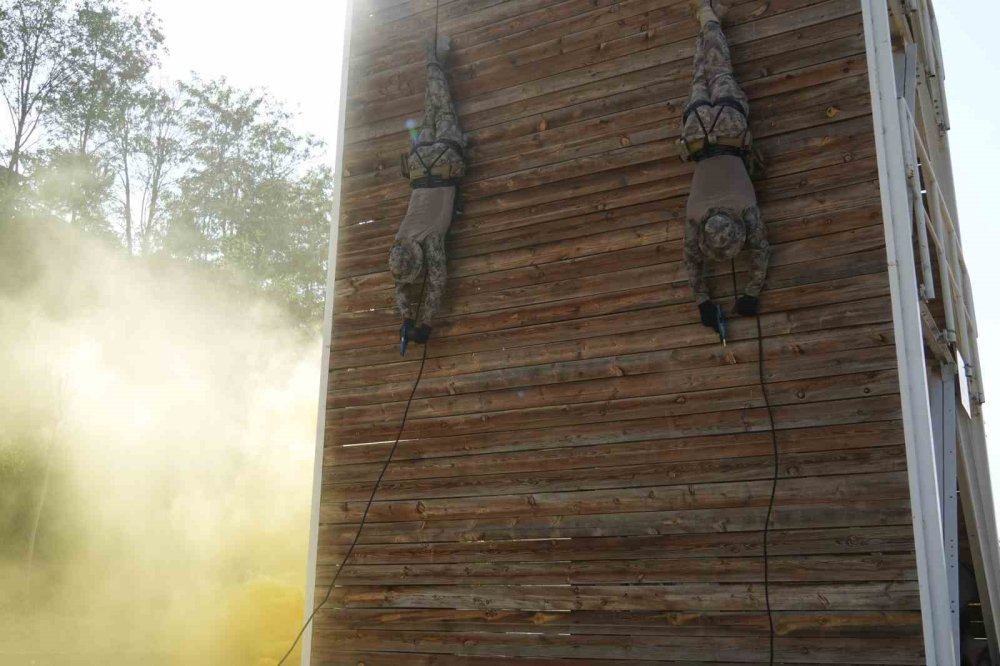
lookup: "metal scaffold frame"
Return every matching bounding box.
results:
[864,0,1000,663]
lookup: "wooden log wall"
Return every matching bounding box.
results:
[313,0,923,663]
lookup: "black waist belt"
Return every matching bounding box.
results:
[692,144,746,162]
[410,175,460,189]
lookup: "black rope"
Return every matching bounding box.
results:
[758,308,778,666]
[731,261,777,666]
[275,278,432,666]
[433,0,440,48]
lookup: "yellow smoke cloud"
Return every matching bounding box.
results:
[0,218,319,665]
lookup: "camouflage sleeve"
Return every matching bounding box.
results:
[683,216,712,304]
[395,281,414,320]
[418,234,448,326]
[742,205,770,298]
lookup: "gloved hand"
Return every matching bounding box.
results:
[735,294,759,316]
[699,301,721,333]
[411,323,432,344]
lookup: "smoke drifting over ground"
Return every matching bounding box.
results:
[0,219,320,665]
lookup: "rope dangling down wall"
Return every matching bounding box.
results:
[276,2,444,663]
[732,261,779,666]
[758,310,779,666]
[276,343,430,666]
[276,278,432,666]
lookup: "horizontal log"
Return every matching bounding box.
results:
[325,390,900,473]
[347,0,860,131]
[313,653,919,666]
[322,553,916,587]
[324,524,918,566]
[313,629,922,663]
[328,290,890,398]
[324,417,903,474]
[320,499,912,548]
[329,320,893,413]
[322,581,920,612]
[319,467,909,524]
[315,607,921,638]
[327,362,899,443]
[331,239,888,345]
[322,442,906,504]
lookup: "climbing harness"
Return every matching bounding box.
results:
[731,262,778,666]
[401,136,466,187]
[399,0,465,188]
[678,96,753,163]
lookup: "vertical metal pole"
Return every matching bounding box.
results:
[927,365,944,514]
[302,2,354,664]
[862,1,955,664]
[940,363,960,663]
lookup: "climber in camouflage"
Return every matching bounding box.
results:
[388,35,466,352]
[680,0,770,335]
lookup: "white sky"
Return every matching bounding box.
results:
[128,0,349,151]
[147,1,1000,502]
[936,2,1000,499]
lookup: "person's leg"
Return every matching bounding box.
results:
[702,20,748,111]
[414,41,446,146]
[682,3,715,144]
[701,18,749,141]
[426,66,464,150]
[426,43,463,148]
[410,37,465,178]
[684,10,749,145]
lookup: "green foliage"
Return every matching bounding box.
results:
[0,0,334,328]
[0,432,79,570]
[0,435,44,559]
[163,77,332,323]
[27,147,117,235]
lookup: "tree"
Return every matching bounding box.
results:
[55,2,162,226]
[56,2,161,155]
[163,77,333,323]
[1,5,334,326]
[0,0,75,179]
[112,86,181,254]
[26,145,115,235]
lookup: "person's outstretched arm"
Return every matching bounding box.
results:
[742,205,770,298]
[685,216,726,333]
[395,281,414,322]
[734,205,770,316]
[413,235,448,342]
[684,216,711,305]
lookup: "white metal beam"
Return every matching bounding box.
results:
[302,3,355,664]
[861,1,956,664]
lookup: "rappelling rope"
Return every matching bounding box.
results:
[731,261,778,666]
[275,272,431,666]
[433,0,440,47]
[277,5,445,662]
